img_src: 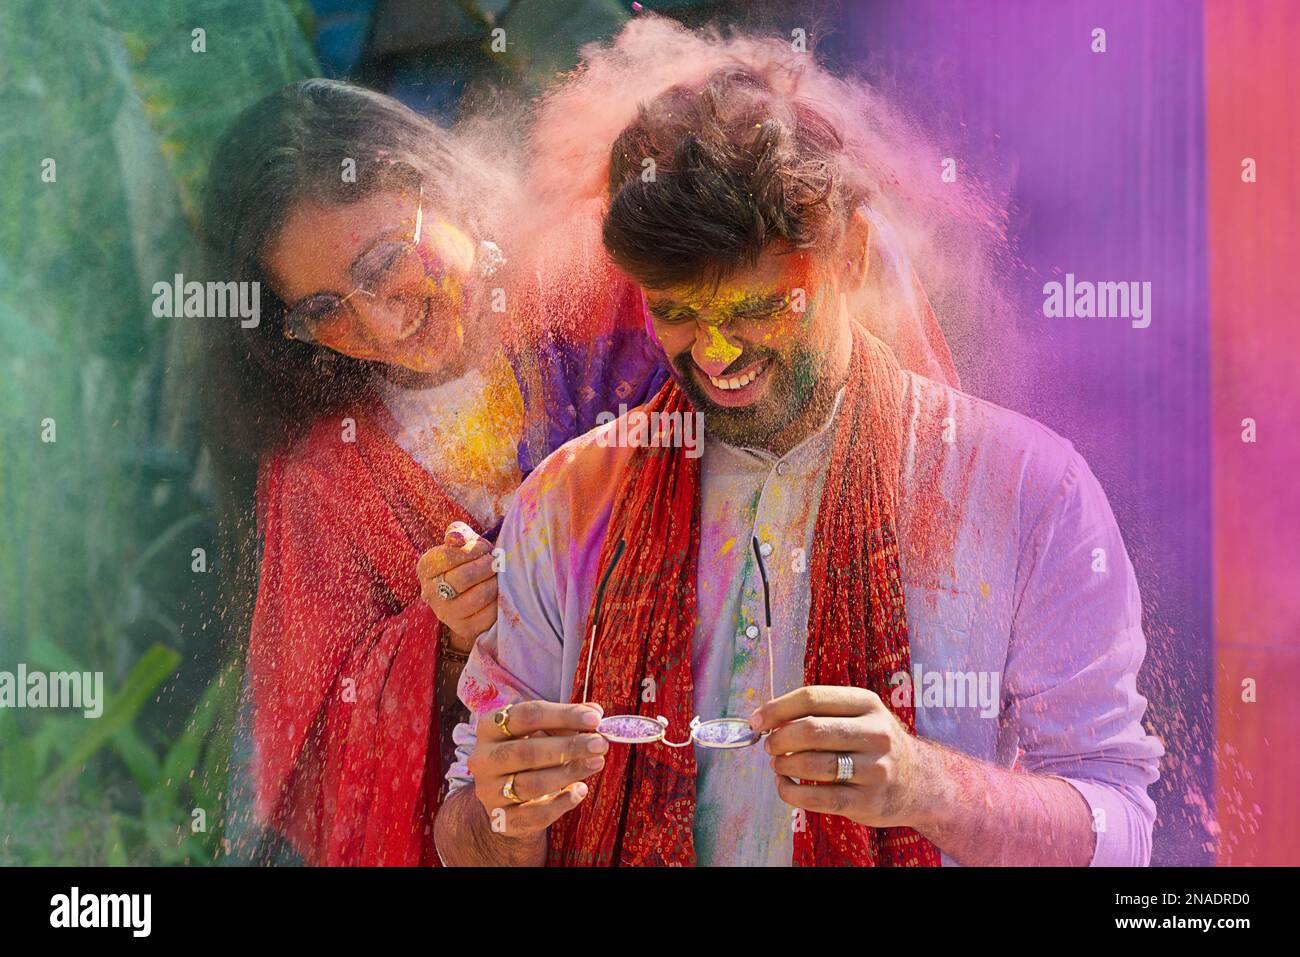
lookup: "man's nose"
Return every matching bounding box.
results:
[690,321,743,378]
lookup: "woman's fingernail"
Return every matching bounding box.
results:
[587,736,609,754]
[574,783,589,799]
[581,710,600,728]
[748,710,762,730]
[586,756,605,771]
[448,530,466,546]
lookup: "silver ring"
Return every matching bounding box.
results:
[435,576,458,601]
[835,753,855,783]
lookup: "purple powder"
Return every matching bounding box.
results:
[598,714,663,741]
[693,719,760,748]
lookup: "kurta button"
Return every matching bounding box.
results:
[775,461,787,476]
[745,625,759,639]
[759,541,773,557]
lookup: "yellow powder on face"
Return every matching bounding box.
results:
[703,323,742,365]
[417,271,467,347]
[427,217,477,273]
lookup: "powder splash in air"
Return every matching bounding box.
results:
[515,14,1023,400]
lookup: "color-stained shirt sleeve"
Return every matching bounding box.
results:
[1004,449,1164,866]
[446,483,568,791]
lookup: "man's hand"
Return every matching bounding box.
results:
[417,521,498,651]
[466,700,608,842]
[749,685,1098,865]
[749,686,929,828]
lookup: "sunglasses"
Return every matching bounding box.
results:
[583,536,777,750]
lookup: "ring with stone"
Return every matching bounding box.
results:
[502,772,524,805]
[494,704,515,739]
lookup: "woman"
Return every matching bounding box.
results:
[202,79,665,865]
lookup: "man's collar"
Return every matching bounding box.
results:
[707,385,847,464]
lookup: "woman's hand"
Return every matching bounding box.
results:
[417,521,498,653]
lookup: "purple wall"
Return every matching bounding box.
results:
[834,0,1214,864]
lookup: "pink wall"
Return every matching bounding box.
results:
[1205,0,1300,865]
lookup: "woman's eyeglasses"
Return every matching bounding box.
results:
[283,199,434,345]
[583,537,778,751]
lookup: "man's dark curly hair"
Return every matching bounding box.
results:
[603,67,869,292]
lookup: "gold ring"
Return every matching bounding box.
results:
[493,704,514,738]
[502,772,525,805]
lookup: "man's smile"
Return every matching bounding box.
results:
[692,356,773,408]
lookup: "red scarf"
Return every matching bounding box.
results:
[250,401,474,865]
[548,324,941,867]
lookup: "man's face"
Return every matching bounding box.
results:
[643,246,850,451]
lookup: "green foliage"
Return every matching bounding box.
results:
[0,0,317,865]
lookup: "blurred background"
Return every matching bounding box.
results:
[0,0,1294,865]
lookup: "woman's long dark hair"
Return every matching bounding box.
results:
[198,79,514,675]
[200,78,506,466]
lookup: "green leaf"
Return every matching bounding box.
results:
[157,658,238,841]
[104,814,130,867]
[25,635,88,674]
[30,714,87,772]
[111,726,162,791]
[0,710,38,803]
[43,643,180,787]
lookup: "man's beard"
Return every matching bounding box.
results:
[671,344,824,450]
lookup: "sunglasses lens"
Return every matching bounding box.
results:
[597,714,665,744]
[691,717,761,750]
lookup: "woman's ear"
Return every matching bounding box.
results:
[841,207,872,290]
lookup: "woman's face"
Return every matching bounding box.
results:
[263,190,481,374]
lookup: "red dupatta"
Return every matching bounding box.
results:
[248,400,474,865]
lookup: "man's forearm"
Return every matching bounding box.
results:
[434,786,548,866]
[908,739,1097,866]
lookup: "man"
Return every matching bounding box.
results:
[434,58,1162,867]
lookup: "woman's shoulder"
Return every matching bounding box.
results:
[263,407,382,502]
